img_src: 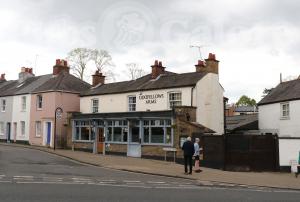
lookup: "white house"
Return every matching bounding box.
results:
[258,79,300,169]
[72,53,225,158]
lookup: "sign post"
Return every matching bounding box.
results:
[54,107,63,151]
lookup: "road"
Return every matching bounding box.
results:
[0,145,299,202]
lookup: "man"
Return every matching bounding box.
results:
[182,137,194,175]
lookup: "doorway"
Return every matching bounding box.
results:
[97,127,105,153]
[13,122,17,142]
[46,122,51,146]
[127,122,141,158]
[6,122,11,143]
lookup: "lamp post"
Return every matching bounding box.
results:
[54,107,63,151]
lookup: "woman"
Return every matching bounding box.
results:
[193,138,201,172]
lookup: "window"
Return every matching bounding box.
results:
[168,92,182,108]
[281,103,290,119]
[21,96,26,111]
[20,121,25,136]
[37,95,43,109]
[0,122,4,135]
[35,121,42,137]
[73,121,93,141]
[143,119,172,144]
[106,120,128,143]
[1,99,6,112]
[128,96,136,112]
[91,99,99,113]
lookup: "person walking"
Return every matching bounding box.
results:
[194,138,201,172]
[182,137,194,175]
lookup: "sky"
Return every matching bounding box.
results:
[0,0,300,103]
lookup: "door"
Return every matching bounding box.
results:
[97,127,105,153]
[46,122,51,146]
[6,123,11,143]
[127,121,141,157]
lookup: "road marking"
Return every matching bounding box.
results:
[123,180,141,183]
[99,179,116,182]
[13,176,34,178]
[0,180,12,183]
[147,181,166,184]
[0,175,6,177]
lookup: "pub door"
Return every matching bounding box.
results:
[97,127,105,154]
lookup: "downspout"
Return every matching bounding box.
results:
[191,87,195,106]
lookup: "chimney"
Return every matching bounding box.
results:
[0,74,6,81]
[151,60,165,79]
[53,59,70,75]
[92,70,105,87]
[18,67,35,83]
[204,53,219,74]
[195,60,206,73]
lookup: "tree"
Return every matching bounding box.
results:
[262,88,274,97]
[236,95,256,106]
[67,48,92,80]
[90,49,115,82]
[126,63,147,80]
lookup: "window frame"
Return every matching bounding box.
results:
[20,121,25,136]
[91,98,99,113]
[142,119,173,145]
[280,102,290,119]
[21,96,26,111]
[128,95,136,112]
[36,94,43,110]
[168,91,182,109]
[0,122,4,136]
[35,121,42,137]
[1,99,6,112]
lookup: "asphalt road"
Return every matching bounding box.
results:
[0,145,300,202]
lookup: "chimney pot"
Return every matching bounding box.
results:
[154,60,158,66]
[53,59,70,75]
[158,61,162,67]
[0,73,5,80]
[92,70,105,87]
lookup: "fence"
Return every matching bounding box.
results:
[201,134,279,171]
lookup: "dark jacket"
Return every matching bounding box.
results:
[182,140,195,156]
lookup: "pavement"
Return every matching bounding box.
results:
[1,142,299,190]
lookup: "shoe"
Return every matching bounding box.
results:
[188,172,192,175]
[184,172,188,175]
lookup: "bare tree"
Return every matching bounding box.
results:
[126,63,147,80]
[67,48,92,80]
[90,49,115,82]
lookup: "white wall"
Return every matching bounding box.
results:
[0,96,13,140]
[195,73,224,134]
[11,94,31,141]
[259,100,300,137]
[80,87,193,113]
[279,139,300,166]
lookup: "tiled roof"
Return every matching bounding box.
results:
[235,106,258,112]
[258,79,300,106]
[81,71,207,96]
[0,72,91,97]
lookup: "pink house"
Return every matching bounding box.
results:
[29,60,91,147]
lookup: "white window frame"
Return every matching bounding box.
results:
[21,96,26,111]
[128,96,136,112]
[1,99,6,112]
[280,102,290,119]
[20,121,25,136]
[37,95,43,109]
[0,122,4,136]
[35,121,42,137]
[91,99,99,113]
[168,91,182,109]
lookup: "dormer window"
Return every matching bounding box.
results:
[37,95,43,109]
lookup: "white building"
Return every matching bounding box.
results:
[72,53,225,158]
[258,79,300,169]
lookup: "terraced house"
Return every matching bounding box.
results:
[69,53,224,159]
[0,60,90,147]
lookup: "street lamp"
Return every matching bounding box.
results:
[54,107,63,151]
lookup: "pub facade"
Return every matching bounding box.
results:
[67,53,224,159]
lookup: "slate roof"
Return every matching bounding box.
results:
[81,71,207,96]
[0,72,91,97]
[258,79,300,106]
[226,114,258,132]
[235,106,258,112]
